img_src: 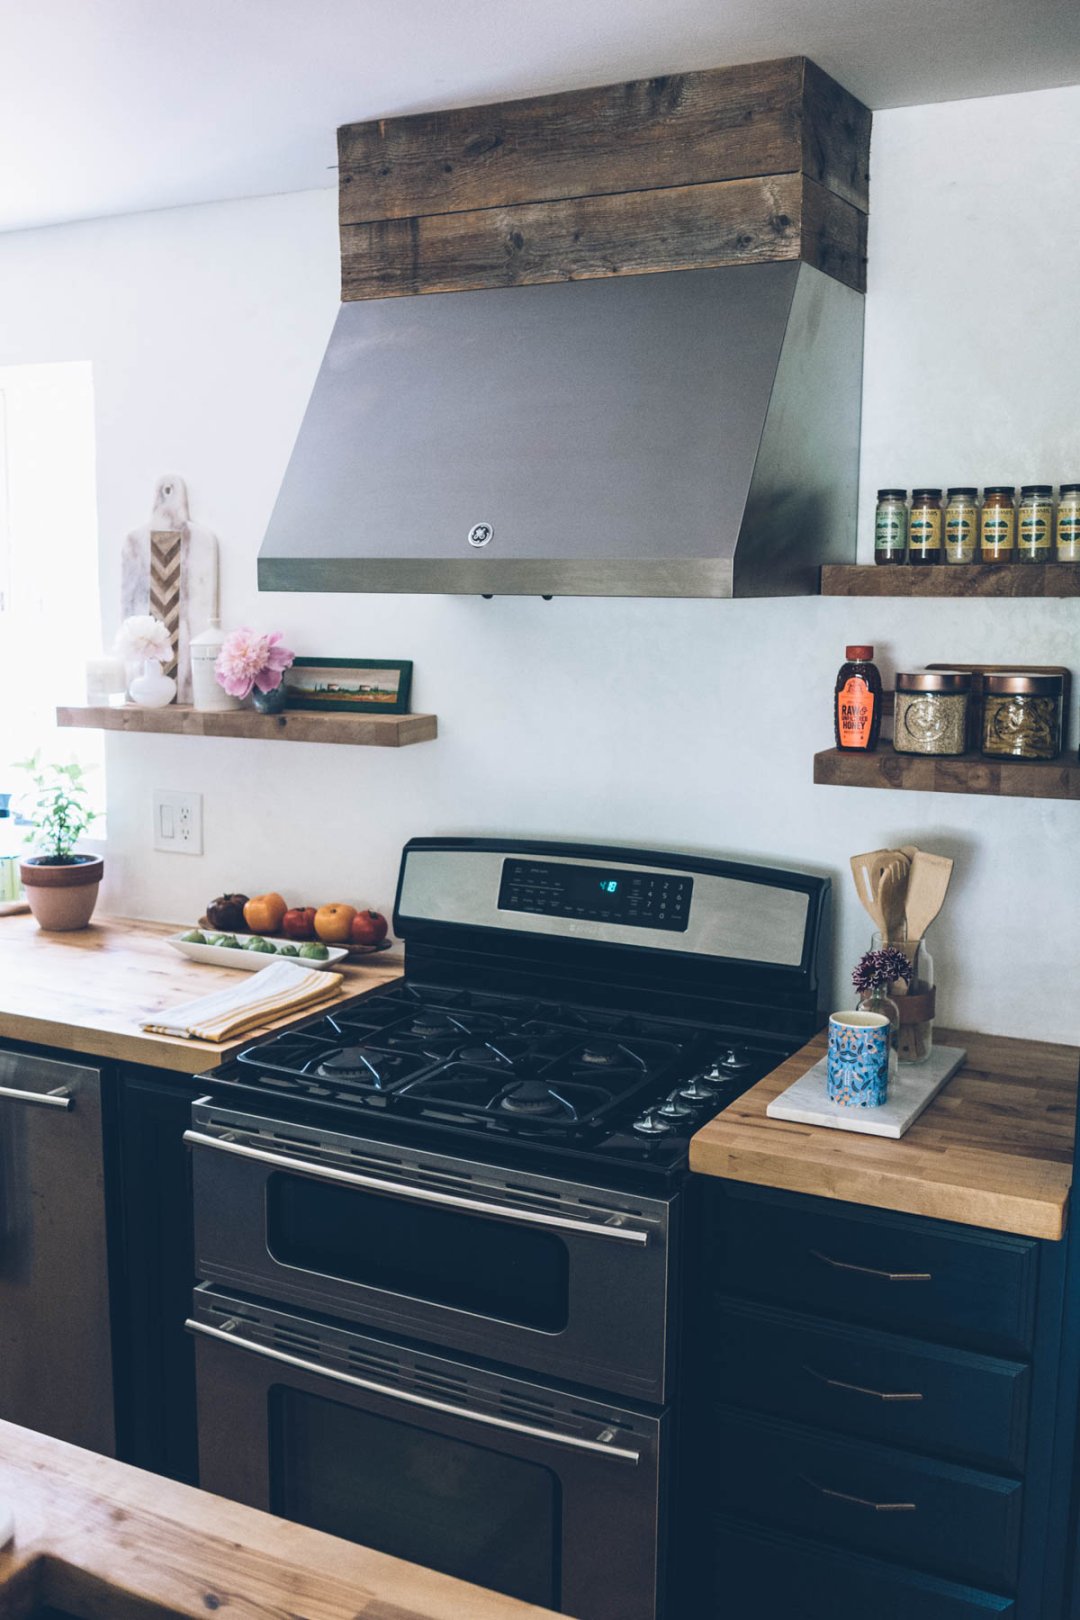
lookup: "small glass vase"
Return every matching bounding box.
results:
[871,931,936,1065]
[250,684,288,715]
[856,990,900,1084]
[129,657,177,708]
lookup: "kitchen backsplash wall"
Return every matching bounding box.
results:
[0,83,1076,1042]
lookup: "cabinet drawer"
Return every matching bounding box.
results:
[714,1186,1037,1354]
[713,1298,1029,1472]
[711,1407,1023,1592]
[708,1511,1016,1620]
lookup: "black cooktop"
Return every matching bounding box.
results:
[202,979,794,1187]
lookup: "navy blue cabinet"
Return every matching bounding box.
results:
[691,1181,1073,1620]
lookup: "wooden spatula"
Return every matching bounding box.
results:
[904,849,953,944]
[850,849,896,935]
[876,857,910,944]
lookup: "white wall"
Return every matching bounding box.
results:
[1,82,1077,1041]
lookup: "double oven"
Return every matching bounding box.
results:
[185,837,827,1620]
[187,1104,675,1617]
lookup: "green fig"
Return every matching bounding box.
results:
[180,929,206,944]
[299,941,330,960]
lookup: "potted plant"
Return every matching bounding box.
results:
[17,754,103,930]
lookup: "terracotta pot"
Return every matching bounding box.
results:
[19,855,104,931]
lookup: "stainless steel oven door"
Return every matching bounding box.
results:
[186,1099,676,1403]
[189,1286,667,1620]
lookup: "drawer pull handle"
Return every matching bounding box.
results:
[803,1365,923,1403]
[802,1476,916,1513]
[810,1249,932,1283]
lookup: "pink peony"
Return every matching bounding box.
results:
[215,628,295,700]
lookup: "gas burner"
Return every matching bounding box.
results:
[454,1039,526,1067]
[579,1041,620,1067]
[498,1080,564,1117]
[316,1047,387,1082]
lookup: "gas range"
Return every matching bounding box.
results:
[205,980,790,1184]
[200,837,828,1192]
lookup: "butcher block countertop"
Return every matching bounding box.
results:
[0,914,402,1073]
[690,1028,1079,1240]
[0,1419,557,1620]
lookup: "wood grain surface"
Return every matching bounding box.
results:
[338,57,870,222]
[0,914,402,1072]
[337,56,870,299]
[813,746,1080,800]
[56,704,437,747]
[821,563,1080,597]
[0,1418,559,1620]
[690,1027,1078,1239]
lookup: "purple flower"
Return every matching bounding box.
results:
[852,946,913,996]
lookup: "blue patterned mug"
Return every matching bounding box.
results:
[827,1010,890,1107]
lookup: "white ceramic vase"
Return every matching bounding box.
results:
[190,618,241,712]
[129,657,177,707]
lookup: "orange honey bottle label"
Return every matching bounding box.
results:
[838,676,875,748]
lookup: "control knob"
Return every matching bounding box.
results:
[715,1046,752,1074]
[678,1075,716,1102]
[632,1108,672,1137]
[657,1090,692,1120]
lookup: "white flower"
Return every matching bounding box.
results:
[114,615,173,663]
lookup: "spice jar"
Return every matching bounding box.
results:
[980,487,1016,562]
[944,489,979,564]
[1017,485,1054,563]
[1056,485,1080,562]
[981,672,1063,760]
[894,671,971,757]
[908,488,943,565]
[874,490,908,565]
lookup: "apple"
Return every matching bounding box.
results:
[314,903,357,943]
[243,892,288,934]
[282,906,318,941]
[350,909,389,947]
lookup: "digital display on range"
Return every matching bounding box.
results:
[498,859,692,932]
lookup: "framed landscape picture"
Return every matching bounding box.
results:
[283,658,413,714]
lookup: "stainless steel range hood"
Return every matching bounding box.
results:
[258,260,863,599]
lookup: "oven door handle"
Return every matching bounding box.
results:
[187,1318,642,1463]
[183,1129,651,1245]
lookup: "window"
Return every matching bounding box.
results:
[0,362,104,818]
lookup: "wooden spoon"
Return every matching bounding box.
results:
[904,849,953,944]
[876,858,910,944]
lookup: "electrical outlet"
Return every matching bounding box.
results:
[153,790,203,856]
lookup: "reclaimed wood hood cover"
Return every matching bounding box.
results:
[259,58,869,600]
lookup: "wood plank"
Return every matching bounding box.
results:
[57,703,437,747]
[0,1418,560,1620]
[822,563,1080,597]
[813,746,1080,800]
[690,1027,1078,1240]
[800,173,867,290]
[338,58,869,224]
[0,914,402,1072]
[341,171,808,299]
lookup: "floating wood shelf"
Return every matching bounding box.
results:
[821,564,1080,597]
[814,746,1080,800]
[56,704,437,748]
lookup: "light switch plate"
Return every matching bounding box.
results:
[153,790,203,856]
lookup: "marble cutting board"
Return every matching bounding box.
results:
[766,1044,968,1139]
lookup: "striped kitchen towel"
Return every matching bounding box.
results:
[142,958,344,1042]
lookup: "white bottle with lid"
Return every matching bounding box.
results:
[189,618,241,711]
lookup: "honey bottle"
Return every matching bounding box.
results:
[835,646,882,752]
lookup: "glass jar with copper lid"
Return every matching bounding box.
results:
[981,672,1063,760]
[980,487,1016,562]
[894,670,971,756]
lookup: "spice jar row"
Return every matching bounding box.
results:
[874,484,1080,565]
[834,647,1067,761]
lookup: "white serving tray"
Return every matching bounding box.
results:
[166,932,348,971]
[766,1044,967,1139]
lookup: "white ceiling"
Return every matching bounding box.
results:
[3,0,1078,236]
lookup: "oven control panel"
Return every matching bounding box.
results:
[499,858,692,932]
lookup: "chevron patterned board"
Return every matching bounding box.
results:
[120,521,219,705]
[150,530,183,684]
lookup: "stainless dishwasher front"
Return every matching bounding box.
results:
[0,1046,115,1453]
